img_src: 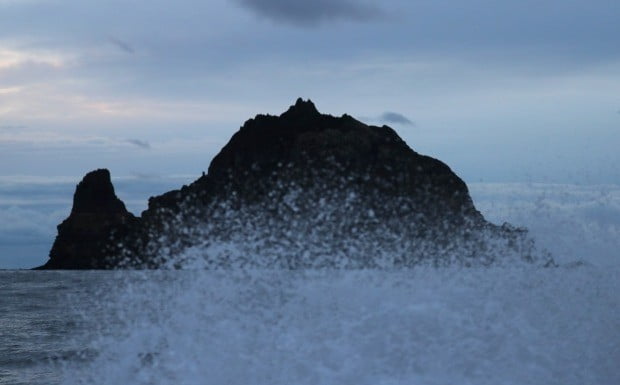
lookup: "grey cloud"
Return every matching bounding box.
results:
[1,1,618,62]
[129,172,161,180]
[108,36,135,54]
[126,139,151,149]
[0,0,618,94]
[236,0,384,25]
[379,112,414,126]
[0,125,27,130]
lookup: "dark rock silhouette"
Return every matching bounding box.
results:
[37,99,551,269]
[35,169,138,269]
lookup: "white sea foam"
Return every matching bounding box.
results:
[60,268,619,385]
[469,183,620,267]
[58,183,620,385]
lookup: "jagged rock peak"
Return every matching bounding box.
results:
[35,168,137,269]
[71,168,127,214]
[281,97,320,118]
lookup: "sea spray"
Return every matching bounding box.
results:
[58,267,619,385]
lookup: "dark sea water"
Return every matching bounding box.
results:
[1,268,619,385]
[0,271,99,385]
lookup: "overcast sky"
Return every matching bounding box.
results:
[1,0,619,267]
[1,0,619,183]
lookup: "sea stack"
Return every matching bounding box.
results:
[36,169,138,269]
[37,99,548,269]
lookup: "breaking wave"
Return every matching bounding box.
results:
[116,180,551,269]
[56,183,619,385]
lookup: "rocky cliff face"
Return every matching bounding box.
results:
[36,169,138,269]
[37,99,550,269]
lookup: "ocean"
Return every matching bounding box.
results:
[1,183,619,385]
[1,267,619,385]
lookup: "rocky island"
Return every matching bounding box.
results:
[37,98,551,269]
